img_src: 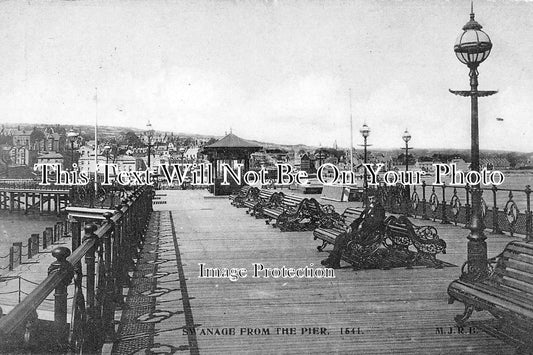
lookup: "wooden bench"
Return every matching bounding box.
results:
[314,212,446,270]
[263,194,307,227]
[383,215,446,269]
[448,241,533,353]
[262,194,330,231]
[274,198,337,232]
[313,207,364,251]
[243,189,280,216]
[229,186,253,207]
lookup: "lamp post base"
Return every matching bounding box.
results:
[461,238,489,282]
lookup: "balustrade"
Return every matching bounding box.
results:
[375,183,532,240]
[0,185,153,353]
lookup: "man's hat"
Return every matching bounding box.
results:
[367,190,378,197]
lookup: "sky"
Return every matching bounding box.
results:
[0,0,531,152]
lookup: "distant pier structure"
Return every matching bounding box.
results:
[0,182,69,215]
[202,133,262,196]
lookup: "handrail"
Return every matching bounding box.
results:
[374,182,532,240]
[0,185,153,352]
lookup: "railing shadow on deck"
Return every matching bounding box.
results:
[0,185,154,353]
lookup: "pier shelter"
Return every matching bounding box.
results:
[202,133,262,196]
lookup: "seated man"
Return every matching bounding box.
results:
[321,193,386,269]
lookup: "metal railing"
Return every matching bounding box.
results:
[0,185,153,353]
[375,182,532,241]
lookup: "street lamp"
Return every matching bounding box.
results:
[66,129,79,170]
[402,129,412,215]
[450,4,497,281]
[402,129,411,172]
[146,120,154,169]
[359,124,371,203]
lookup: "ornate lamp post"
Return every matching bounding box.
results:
[450,4,497,281]
[359,124,371,202]
[402,129,411,172]
[146,120,154,169]
[402,129,412,215]
[66,129,79,170]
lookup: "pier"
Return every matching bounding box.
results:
[1,188,529,354]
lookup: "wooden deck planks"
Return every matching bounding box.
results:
[114,189,519,354]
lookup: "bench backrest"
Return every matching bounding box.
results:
[281,194,306,207]
[492,241,533,301]
[259,190,275,199]
[341,207,364,225]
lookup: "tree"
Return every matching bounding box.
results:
[30,127,45,144]
[124,131,143,147]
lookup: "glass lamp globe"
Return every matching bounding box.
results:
[454,10,492,67]
[402,130,411,143]
[360,124,370,138]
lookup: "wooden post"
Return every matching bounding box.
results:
[46,227,53,246]
[30,234,38,257]
[9,247,14,271]
[55,193,60,215]
[39,193,44,215]
[27,237,32,259]
[24,192,28,214]
[43,229,48,250]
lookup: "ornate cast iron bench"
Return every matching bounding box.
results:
[384,215,447,269]
[313,207,364,252]
[447,241,533,353]
[261,194,328,231]
[233,187,260,208]
[314,212,446,270]
[229,186,252,207]
[274,198,337,232]
[262,194,307,226]
[244,189,282,216]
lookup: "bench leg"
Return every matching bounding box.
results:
[454,304,474,325]
[429,254,444,269]
[317,240,328,252]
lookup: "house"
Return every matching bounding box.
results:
[183,147,201,162]
[35,152,64,170]
[9,146,30,166]
[12,129,32,147]
[480,158,511,170]
[449,158,470,171]
[77,154,106,173]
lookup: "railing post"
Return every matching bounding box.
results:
[422,181,428,220]
[526,185,531,242]
[441,184,450,224]
[83,223,102,352]
[48,246,74,350]
[491,185,502,234]
[71,219,81,251]
[102,212,116,342]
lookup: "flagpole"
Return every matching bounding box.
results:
[94,86,98,194]
[349,88,354,174]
